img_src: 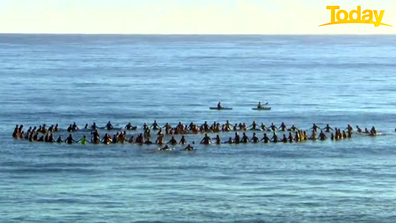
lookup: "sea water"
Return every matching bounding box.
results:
[1,34,396,222]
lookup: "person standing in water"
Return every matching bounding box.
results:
[200,134,212,145]
[322,124,333,132]
[80,135,87,145]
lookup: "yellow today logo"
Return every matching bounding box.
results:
[319,6,392,27]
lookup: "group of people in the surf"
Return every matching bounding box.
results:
[199,124,376,144]
[13,120,378,136]
[12,121,378,149]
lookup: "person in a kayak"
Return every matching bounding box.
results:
[217,102,222,109]
[257,102,268,108]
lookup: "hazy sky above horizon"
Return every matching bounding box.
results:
[0,0,395,34]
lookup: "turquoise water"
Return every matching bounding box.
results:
[1,35,396,222]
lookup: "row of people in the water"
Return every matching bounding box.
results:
[14,130,195,151]
[14,124,377,146]
[11,121,378,139]
[199,128,360,144]
[12,122,378,142]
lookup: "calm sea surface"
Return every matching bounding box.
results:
[1,34,396,222]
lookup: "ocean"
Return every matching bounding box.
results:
[1,34,396,222]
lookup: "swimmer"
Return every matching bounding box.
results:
[65,134,77,144]
[322,124,333,132]
[302,131,308,141]
[168,136,178,145]
[156,134,163,145]
[294,132,300,142]
[72,122,78,131]
[12,125,19,138]
[260,133,270,143]
[250,133,260,143]
[179,136,187,145]
[345,124,353,137]
[92,129,100,144]
[17,125,24,138]
[112,133,119,144]
[200,133,212,145]
[234,132,240,144]
[310,123,321,132]
[278,122,287,131]
[370,126,377,136]
[271,132,279,143]
[144,138,153,144]
[281,134,287,143]
[231,124,237,131]
[54,124,59,132]
[225,137,234,144]
[184,144,194,151]
[102,133,110,144]
[67,124,73,132]
[160,145,171,151]
[44,133,49,142]
[119,131,126,143]
[37,135,44,142]
[135,133,144,144]
[356,125,362,133]
[260,123,267,131]
[125,122,135,130]
[151,120,159,130]
[106,121,113,130]
[213,135,221,145]
[56,136,63,143]
[288,125,298,132]
[309,130,317,140]
[249,121,258,130]
[128,135,135,144]
[288,132,294,143]
[47,133,54,143]
[241,132,249,143]
[319,130,327,140]
[80,135,87,145]
[270,123,278,132]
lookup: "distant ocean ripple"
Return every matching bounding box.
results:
[1,35,396,222]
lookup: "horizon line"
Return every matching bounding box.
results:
[0,33,396,36]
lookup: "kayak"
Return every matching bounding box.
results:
[209,107,233,110]
[252,107,271,110]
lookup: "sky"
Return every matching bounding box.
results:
[0,0,395,34]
